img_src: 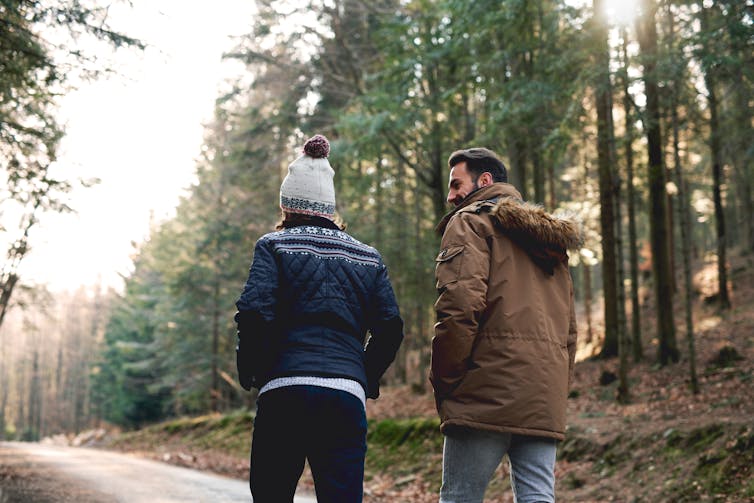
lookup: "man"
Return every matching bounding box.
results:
[235,134,404,503]
[430,147,581,503]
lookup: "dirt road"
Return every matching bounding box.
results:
[0,442,317,502]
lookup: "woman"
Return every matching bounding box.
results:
[234,134,404,503]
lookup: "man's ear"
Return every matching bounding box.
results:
[479,172,493,187]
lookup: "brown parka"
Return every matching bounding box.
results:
[431,183,581,441]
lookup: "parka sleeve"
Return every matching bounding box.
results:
[430,214,490,401]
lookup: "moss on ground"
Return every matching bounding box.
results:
[561,422,754,502]
[109,412,754,502]
[112,409,253,458]
[364,417,443,484]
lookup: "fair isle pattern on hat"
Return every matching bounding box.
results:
[280,196,336,218]
[280,134,336,219]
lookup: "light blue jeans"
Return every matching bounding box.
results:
[439,429,557,503]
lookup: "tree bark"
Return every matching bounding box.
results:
[0,348,6,440]
[667,5,699,394]
[393,159,408,384]
[613,121,629,403]
[413,186,427,392]
[547,160,557,211]
[211,279,220,412]
[667,5,699,393]
[509,138,528,200]
[700,5,731,310]
[637,0,679,365]
[726,2,754,254]
[673,128,700,394]
[532,145,545,205]
[27,350,41,441]
[594,0,619,359]
[621,28,643,362]
[375,151,384,251]
[707,80,731,309]
[583,263,594,345]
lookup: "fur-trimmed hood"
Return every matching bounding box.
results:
[437,183,582,275]
[492,196,583,252]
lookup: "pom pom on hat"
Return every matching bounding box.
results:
[303,134,330,158]
[280,133,336,219]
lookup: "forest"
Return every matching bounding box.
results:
[0,0,752,455]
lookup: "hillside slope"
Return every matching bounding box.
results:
[98,256,754,502]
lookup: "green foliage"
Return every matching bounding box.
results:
[91,0,754,423]
[90,249,170,428]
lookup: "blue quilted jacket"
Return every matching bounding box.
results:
[235,218,403,398]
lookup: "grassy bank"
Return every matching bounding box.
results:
[103,406,754,502]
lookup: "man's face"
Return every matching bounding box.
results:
[447,162,480,207]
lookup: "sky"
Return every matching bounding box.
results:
[19,1,257,292]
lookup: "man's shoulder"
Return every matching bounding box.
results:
[456,198,499,215]
[445,199,499,234]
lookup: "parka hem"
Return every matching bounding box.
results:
[439,418,565,442]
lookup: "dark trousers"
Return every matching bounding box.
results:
[250,385,367,503]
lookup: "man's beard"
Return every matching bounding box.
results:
[460,180,481,204]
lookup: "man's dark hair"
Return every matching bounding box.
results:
[448,147,507,183]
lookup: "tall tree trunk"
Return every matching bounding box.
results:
[581,157,595,347]
[734,165,754,254]
[697,3,731,307]
[0,383,6,440]
[621,28,643,362]
[375,152,384,251]
[462,86,475,143]
[608,38,629,399]
[729,68,753,253]
[637,0,679,365]
[672,115,700,394]
[723,2,754,254]
[547,160,557,210]
[414,187,427,392]
[701,36,731,309]
[583,263,594,345]
[706,77,731,309]
[613,127,629,402]
[532,145,545,205]
[211,279,220,412]
[509,138,528,200]
[594,0,619,359]
[17,357,26,439]
[0,346,6,440]
[27,350,41,441]
[426,57,447,225]
[667,3,699,393]
[393,159,408,384]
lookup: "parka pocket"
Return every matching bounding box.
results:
[435,245,465,289]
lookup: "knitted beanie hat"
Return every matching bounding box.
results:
[280,134,336,219]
